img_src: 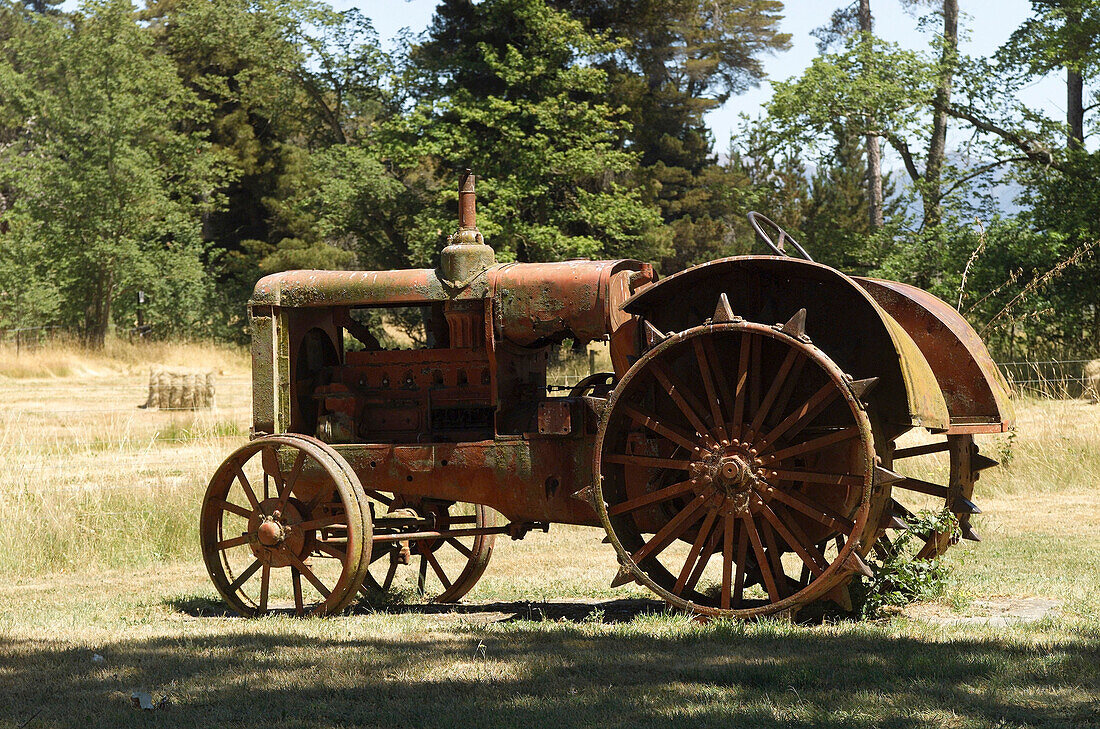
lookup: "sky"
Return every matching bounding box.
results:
[345,0,1067,147]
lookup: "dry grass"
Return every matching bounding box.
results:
[0,347,1098,728]
[0,336,249,379]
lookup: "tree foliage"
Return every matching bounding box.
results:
[0,0,227,343]
[393,0,663,265]
[0,0,1097,358]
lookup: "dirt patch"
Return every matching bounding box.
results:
[902,596,1062,626]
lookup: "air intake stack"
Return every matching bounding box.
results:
[440,169,495,288]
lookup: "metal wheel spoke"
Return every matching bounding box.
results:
[607,480,696,516]
[365,489,393,506]
[760,382,840,447]
[732,332,753,430]
[768,355,807,429]
[277,451,307,511]
[261,445,284,497]
[297,514,347,532]
[893,478,949,498]
[302,487,335,516]
[762,427,860,461]
[258,564,270,612]
[212,498,251,519]
[423,549,453,590]
[285,552,331,599]
[771,469,862,487]
[446,537,474,558]
[315,542,346,559]
[758,502,825,576]
[630,492,713,565]
[702,337,735,426]
[772,502,830,573]
[649,360,716,440]
[217,534,250,550]
[733,522,749,608]
[692,339,728,441]
[381,558,399,591]
[233,465,260,510]
[765,486,855,533]
[761,520,788,599]
[749,348,801,435]
[743,515,780,603]
[720,516,735,609]
[621,403,698,451]
[893,441,950,459]
[686,518,725,591]
[228,559,262,593]
[673,507,720,595]
[749,337,762,421]
[292,569,305,615]
[417,554,428,594]
[603,453,692,471]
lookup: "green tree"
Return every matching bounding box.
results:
[1000,0,1100,151]
[552,0,790,272]
[142,0,398,335]
[0,0,227,345]
[393,0,663,266]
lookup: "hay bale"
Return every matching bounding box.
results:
[141,367,216,410]
[1085,359,1100,404]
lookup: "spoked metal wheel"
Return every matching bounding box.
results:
[594,306,889,617]
[877,433,995,559]
[199,434,372,616]
[359,494,499,604]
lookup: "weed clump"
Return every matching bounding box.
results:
[853,509,960,617]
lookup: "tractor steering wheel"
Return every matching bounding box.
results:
[747,211,814,262]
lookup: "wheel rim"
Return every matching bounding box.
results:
[200,435,370,616]
[360,495,497,604]
[595,320,882,617]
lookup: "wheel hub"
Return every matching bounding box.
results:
[256,516,286,546]
[690,440,769,514]
[248,499,307,567]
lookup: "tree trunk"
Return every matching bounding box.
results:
[924,0,958,229]
[1068,69,1084,150]
[858,0,884,229]
[1066,4,1085,151]
[83,270,111,348]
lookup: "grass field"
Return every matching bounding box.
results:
[0,342,1097,728]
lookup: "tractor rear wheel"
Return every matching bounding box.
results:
[876,433,989,559]
[594,309,888,617]
[359,495,499,604]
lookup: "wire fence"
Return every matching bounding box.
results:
[996,358,1098,399]
[0,325,63,353]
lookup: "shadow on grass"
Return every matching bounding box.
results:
[2,614,1098,729]
[167,594,668,622]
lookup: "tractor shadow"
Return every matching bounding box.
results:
[349,596,668,623]
[4,618,1098,729]
[166,594,667,623]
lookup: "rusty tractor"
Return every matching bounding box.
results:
[200,171,1013,618]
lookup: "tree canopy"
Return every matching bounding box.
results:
[0,0,1096,359]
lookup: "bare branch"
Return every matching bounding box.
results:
[883,132,921,183]
[937,156,1030,203]
[945,104,1062,171]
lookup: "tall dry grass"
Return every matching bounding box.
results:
[0,340,251,576]
[0,335,249,379]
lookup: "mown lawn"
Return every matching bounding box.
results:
[0,345,1097,728]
